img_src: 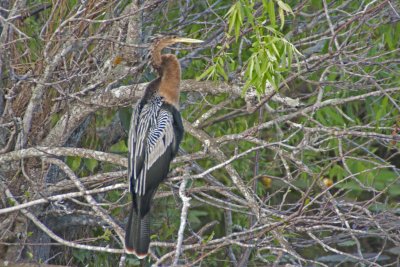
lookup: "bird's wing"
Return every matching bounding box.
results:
[128,102,141,193]
[128,97,160,193]
[128,96,176,196]
[147,108,174,166]
[135,106,175,196]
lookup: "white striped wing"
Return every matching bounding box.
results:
[128,102,141,192]
[135,109,174,195]
[128,96,175,196]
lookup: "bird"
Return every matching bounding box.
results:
[125,36,203,258]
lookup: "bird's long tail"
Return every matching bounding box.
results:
[125,205,150,258]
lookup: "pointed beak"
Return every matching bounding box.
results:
[173,37,204,44]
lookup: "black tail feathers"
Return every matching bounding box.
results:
[125,207,150,258]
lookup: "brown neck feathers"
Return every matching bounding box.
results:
[158,54,181,107]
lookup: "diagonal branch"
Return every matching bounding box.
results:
[44,157,125,242]
[1,183,124,254]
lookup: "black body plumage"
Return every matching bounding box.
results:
[125,77,184,257]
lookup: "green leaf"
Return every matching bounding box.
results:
[235,16,242,40]
[242,4,254,27]
[102,229,112,241]
[203,231,215,243]
[271,42,280,56]
[248,57,254,79]
[26,251,33,259]
[287,43,293,67]
[375,96,389,123]
[216,61,228,81]
[277,0,293,14]
[84,158,98,172]
[278,6,285,30]
[267,0,276,27]
[66,156,81,172]
[254,55,261,76]
[225,1,238,18]
[227,4,237,34]
[236,2,244,25]
[196,65,216,81]
[389,185,400,196]
[110,140,128,153]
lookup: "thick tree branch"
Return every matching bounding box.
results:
[41,80,240,146]
[0,146,127,166]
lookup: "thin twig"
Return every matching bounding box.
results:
[173,171,192,266]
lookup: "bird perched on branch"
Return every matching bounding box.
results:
[125,36,203,258]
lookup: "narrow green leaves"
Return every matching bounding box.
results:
[226,1,244,41]
[197,55,229,81]
[243,32,300,94]
[198,0,301,96]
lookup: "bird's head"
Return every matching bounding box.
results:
[150,35,203,69]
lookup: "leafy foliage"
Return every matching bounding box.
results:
[198,0,301,95]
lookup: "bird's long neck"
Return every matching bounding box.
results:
[158,54,181,107]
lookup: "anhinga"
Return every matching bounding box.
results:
[125,36,203,258]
